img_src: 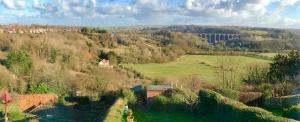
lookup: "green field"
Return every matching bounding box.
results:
[125,55,270,81]
[133,109,211,122]
[241,29,269,35]
[257,53,279,58]
[255,36,273,41]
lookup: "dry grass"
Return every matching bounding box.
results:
[0,32,136,96]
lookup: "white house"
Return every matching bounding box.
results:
[98,59,112,67]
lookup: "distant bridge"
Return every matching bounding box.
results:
[199,33,241,44]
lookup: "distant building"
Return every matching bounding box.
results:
[17,29,24,34]
[6,28,17,34]
[0,28,3,33]
[98,59,112,67]
[146,85,172,102]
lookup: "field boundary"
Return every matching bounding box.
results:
[103,98,126,122]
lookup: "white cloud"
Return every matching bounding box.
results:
[180,0,300,28]
[2,0,26,9]
[54,0,97,17]
[280,0,299,6]
[33,0,58,13]
[184,0,276,18]
[0,0,300,28]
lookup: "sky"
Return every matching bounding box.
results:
[0,0,300,28]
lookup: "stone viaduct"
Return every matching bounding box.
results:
[199,33,241,44]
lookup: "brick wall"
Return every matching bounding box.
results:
[146,90,165,99]
[17,93,58,112]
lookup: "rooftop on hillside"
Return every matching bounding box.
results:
[146,85,172,91]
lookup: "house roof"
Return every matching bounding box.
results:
[146,85,172,91]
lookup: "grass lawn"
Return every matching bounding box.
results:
[125,55,270,81]
[257,53,279,58]
[133,109,211,122]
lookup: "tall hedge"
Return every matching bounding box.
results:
[103,98,126,122]
[198,89,297,122]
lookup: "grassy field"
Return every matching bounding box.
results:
[257,53,279,58]
[125,55,270,81]
[133,109,211,122]
[255,36,273,41]
[241,30,269,35]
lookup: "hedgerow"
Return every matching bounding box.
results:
[198,89,297,122]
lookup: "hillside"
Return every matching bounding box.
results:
[0,26,299,96]
[0,32,136,97]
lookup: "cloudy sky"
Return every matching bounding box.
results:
[0,0,300,28]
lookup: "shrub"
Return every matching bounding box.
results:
[149,89,198,112]
[8,111,26,121]
[5,50,33,75]
[8,103,26,121]
[151,96,169,110]
[170,89,198,111]
[107,51,118,65]
[152,78,165,85]
[122,89,137,104]
[47,48,57,63]
[61,53,71,63]
[216,88,239,100]
[242,63,269,85]
[28,82,52,94]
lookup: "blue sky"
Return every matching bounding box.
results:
[0,0,300,28]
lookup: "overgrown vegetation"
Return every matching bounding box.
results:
[243,50,300,97]
[5,50,32,76]
[285,104,300,120]
[103,98,126,122]
[0,25,299,121]
[197,89,297,122]
[81,27,107,34]
[28,82,52,94]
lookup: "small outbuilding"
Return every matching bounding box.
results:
[146,85,172,102]
[98,59,112,67]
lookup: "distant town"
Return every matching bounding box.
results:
[0,24,80,34]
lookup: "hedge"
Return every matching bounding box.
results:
[198,89,297,122]
[285,104,300,120]
[103,98,126,122]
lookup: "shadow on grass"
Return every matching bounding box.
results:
[23,91,119,122]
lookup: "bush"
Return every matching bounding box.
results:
[5,50,33,75]
[151,96,169,110]
[28,82,52,94]
[152,78,165,85]
[8,111,26,121]
[8,103,26,121]
[216,88,239,100]
[197,89,297,122]
[47,48,57,63]
[149,88,198,112]
[122,89,137,105]
[61,53,71,63]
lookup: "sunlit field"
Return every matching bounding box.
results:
[125,55,270,81]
